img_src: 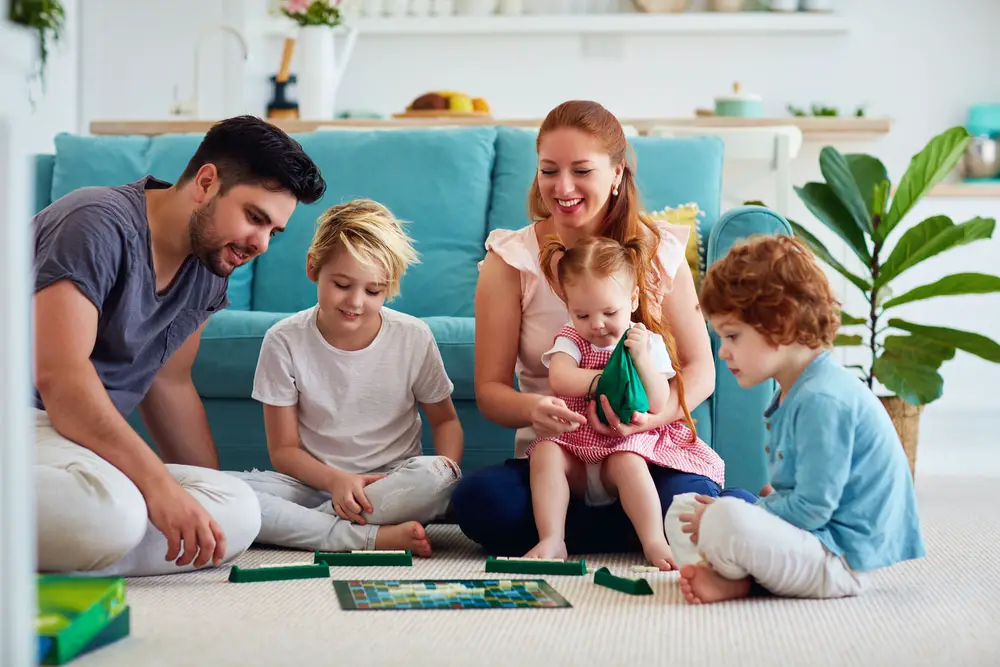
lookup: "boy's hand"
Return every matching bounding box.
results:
[678,494,716,545]
[330,472,386,524]
[623,323,650,362]
[759,483,775,497]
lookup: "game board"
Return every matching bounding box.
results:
[332,579,571,610]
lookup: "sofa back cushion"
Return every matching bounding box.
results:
[47,133,256,310]
[486,126,724,239]
[251,127,497,318]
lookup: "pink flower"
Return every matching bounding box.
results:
[285,0,309,14]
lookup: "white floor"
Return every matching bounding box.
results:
[915,408,1000,478]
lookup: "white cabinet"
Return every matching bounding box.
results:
[0,17,38,667]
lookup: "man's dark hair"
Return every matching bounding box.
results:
[179,115,326,204]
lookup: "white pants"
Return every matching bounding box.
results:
[664,493,865,599]
[228,455,460,552]
[35,410,261,577]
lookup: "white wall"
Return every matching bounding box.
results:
[71,0,1000,415]
[21,0,79,154]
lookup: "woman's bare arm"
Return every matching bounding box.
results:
[474,251,542,428]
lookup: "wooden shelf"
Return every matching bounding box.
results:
[926,182,1000,198]
[89,116,889,141]
[259,12,851,37]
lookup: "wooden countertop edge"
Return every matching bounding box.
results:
[924,182,1000,198]
[88,116,893,138]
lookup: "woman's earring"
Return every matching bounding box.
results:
[612,185,619,196]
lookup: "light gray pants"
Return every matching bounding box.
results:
[34,410,261,577]
[664,493,866,599]
[229,456,460,552]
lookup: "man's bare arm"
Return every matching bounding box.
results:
[139,320,220,469]
[34,280,175,495]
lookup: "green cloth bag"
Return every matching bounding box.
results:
[594,328,650,426]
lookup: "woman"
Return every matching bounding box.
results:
[451,100,753,556]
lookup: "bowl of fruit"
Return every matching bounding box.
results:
[394,90,492,118]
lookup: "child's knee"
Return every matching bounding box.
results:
[699,497,757,553]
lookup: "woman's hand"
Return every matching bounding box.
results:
[623,322,650,362]
[586,395,651,437]
[531,396,586,440]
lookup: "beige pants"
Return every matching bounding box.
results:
[664,493,866,599]
[229,455,461,552]
[34,410,261,576]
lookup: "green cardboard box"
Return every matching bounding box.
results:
[36,576,127,665]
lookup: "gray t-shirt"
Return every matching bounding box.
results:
[33,176,230,416]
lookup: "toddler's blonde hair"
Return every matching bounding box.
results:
[307,199,418,300]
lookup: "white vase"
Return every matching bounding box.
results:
[296,25,359,120]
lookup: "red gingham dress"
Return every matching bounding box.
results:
[526,326,725,486]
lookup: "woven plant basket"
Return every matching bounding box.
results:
[879,396,923,479]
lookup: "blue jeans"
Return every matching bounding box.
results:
[450,458,756,556]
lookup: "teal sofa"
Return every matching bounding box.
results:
[32,125,790,492]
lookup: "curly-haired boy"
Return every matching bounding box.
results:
[664,234,925,604]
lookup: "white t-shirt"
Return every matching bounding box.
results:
[540,326,677,379]
[252,306,454,474]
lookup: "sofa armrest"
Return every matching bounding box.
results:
[705,205,792,493]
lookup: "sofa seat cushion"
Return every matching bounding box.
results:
[192,310,476,401]
[251,127,498,318]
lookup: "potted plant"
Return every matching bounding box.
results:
[789,126,1000,476]
[8,0,66,90]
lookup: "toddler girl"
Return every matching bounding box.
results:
[524,235,724,570]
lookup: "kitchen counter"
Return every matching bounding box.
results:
[88,116,892,141]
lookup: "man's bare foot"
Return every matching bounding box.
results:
[642,538,676,571]
[523,538,568,560]
[374,521,432,558]
[678,563,751,604]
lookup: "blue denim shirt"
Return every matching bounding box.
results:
[755,351,926,571]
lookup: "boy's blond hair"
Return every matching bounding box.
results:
[307,199,418,300]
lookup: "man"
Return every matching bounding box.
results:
[33,115,326,576]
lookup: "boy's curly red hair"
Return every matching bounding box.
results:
[699,234,841,349]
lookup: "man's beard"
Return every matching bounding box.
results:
[189,198,235,278]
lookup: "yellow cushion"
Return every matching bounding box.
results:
[646,202,705,287]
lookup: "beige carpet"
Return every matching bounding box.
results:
[75,476,1000,667]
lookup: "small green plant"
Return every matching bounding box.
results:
[787,103,866,118]
[8,0,66,89]
[280,0,343,27]
[789,126,1000,406]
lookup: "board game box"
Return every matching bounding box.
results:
[333,579,571,610]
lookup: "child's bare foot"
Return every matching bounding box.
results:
[375,521,432,558]
[642,539,677,571]
[523,538,568,560]
[679,563,751,604]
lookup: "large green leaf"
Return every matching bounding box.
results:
[873,354,944,405]
[821,147,873,236]
[835,334,864,346]
[877,216,995,287]
[846,153,890,226]
[882,334,956,369]
[882,273,1000,309]
[888,319,1000,362]
[787,220,872,294]
[878,126,971,243]
[794,182,872,264]
[840,311,867,326]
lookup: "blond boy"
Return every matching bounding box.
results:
[231,199,463,556]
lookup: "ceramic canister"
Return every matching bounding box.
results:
[714,81,763,118]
